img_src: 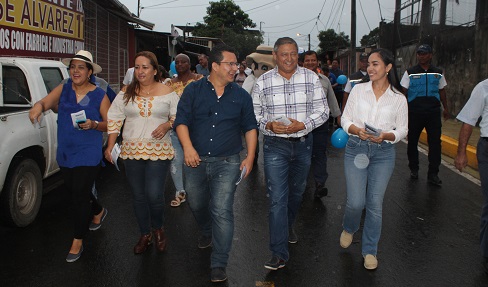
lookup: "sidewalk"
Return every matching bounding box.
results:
[418,118,480,179]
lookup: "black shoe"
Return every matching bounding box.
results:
[210,267,227,282]
[288,227,298,244]
[314,184,328,199]
[264,255,286,270]
[198,235,212,249]
[410,171,418,179]
[66,245,83,263]
[428,174,442,186]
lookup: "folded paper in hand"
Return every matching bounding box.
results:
[111,143,121,171]
[273,115,291,125]
[235,166,247,185]
[71,110,86,130]
[364,122,382,137]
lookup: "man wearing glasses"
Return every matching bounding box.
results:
[400,44,450,186]
[252,37,329,270]
[175,44,257,283]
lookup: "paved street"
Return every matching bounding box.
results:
[1,137,487,287]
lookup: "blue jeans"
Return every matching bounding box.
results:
[263,135,313,261]
[184,154,241,268]
[342,136,395,256]
[124,159,170,235]
[477,138,488,258]
[312,123,329,185]
[170,131,185,193]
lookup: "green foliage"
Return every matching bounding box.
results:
[192,0,263,59]
[317,29,350,52]
[360,27,380,47]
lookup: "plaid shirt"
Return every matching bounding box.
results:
[251,66,329,137]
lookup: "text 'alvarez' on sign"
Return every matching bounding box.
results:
[0,0,85,57]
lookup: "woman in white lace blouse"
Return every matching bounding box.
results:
[105,51,179,255]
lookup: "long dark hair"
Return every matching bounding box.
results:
[124,51,161,104]
[368,48,403,94]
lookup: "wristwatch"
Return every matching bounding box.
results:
[93,120,99,129]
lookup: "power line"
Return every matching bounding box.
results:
[142,0,179,9]
[244,0,282,12]
[358,0,372,32]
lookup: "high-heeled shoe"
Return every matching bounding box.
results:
[153,228,167,252]
[134,233,152,254]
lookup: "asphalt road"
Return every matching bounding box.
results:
[1,137,487,287]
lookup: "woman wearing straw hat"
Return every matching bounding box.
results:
[29,50,111,262]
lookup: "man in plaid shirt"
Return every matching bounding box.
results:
[252,37,329,270]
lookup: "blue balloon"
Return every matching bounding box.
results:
[331,128,349,148]
[337,75,347,85]
[170,61,176,75]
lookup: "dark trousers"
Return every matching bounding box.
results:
[478,138,488,258]
[61,165,102,239]
[407,110,442,176]
[312,123,329,185]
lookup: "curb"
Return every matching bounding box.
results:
[419,130,478,170]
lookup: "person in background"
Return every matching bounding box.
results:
[165,53,203,207]
[196,53,210,76]
[252,37,328,271]
[339,48,408,270]
[330,58,345,110]
[234,61,247,87]
[400,44,450,185]
[105,51,179,254]
[454,78,488,273]
[174,44,257,283]
[28,50,110,263]
[122,67,134,89]
[303,50,341,199]
[159,65,170,80]
[342,52,370,111]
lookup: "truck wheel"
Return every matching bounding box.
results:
[1,158,42,227]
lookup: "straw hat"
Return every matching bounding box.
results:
[62,50,102,74]
[246,45,275,68]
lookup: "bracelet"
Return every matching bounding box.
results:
[93,120,99,130]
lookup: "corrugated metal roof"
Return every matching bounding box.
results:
[98,0,155,30]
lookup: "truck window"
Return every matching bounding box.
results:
[40,67,64,93]
[2,66,31,105]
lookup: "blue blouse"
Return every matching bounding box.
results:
[57,79,105,168]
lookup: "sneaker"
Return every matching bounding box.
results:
[428,174,442,186]
[198,235,212,249]
[410,171,418,179]
[210,267,227,283]
[340,230,353,248]
[288,227,298,244]
[314,183,328,199]
[364,254,378,270]
[264,255,286,270]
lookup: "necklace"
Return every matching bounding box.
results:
[139,84,155,95]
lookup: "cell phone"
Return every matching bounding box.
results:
[76,120,86,128]
[364,122,381,137]
[273,115,291,125]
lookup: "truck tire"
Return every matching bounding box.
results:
[1,158,42,227]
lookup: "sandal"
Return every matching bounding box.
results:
[170,191,186,207]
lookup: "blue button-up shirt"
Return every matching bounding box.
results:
[174,77,258,157]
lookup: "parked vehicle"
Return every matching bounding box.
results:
[0,57,68,227]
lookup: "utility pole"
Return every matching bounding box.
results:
[308,34,311,51]
[137,0,141,17]
[260,21,265,34]
[393,0,401,56]
[350,0,356,74]
[420,0,433,43]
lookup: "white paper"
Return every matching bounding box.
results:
[71,110,87,130]
[111,143,121,171]
[235,166,247,185]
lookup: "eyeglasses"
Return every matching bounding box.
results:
[218,62,240,68]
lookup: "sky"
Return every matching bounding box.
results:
[117,0,397,49]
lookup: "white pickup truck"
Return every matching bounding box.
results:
[0,57,68,227]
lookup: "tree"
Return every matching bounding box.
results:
[192,0,263,59]
[317,29,350,53]
[360,27,380,47]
